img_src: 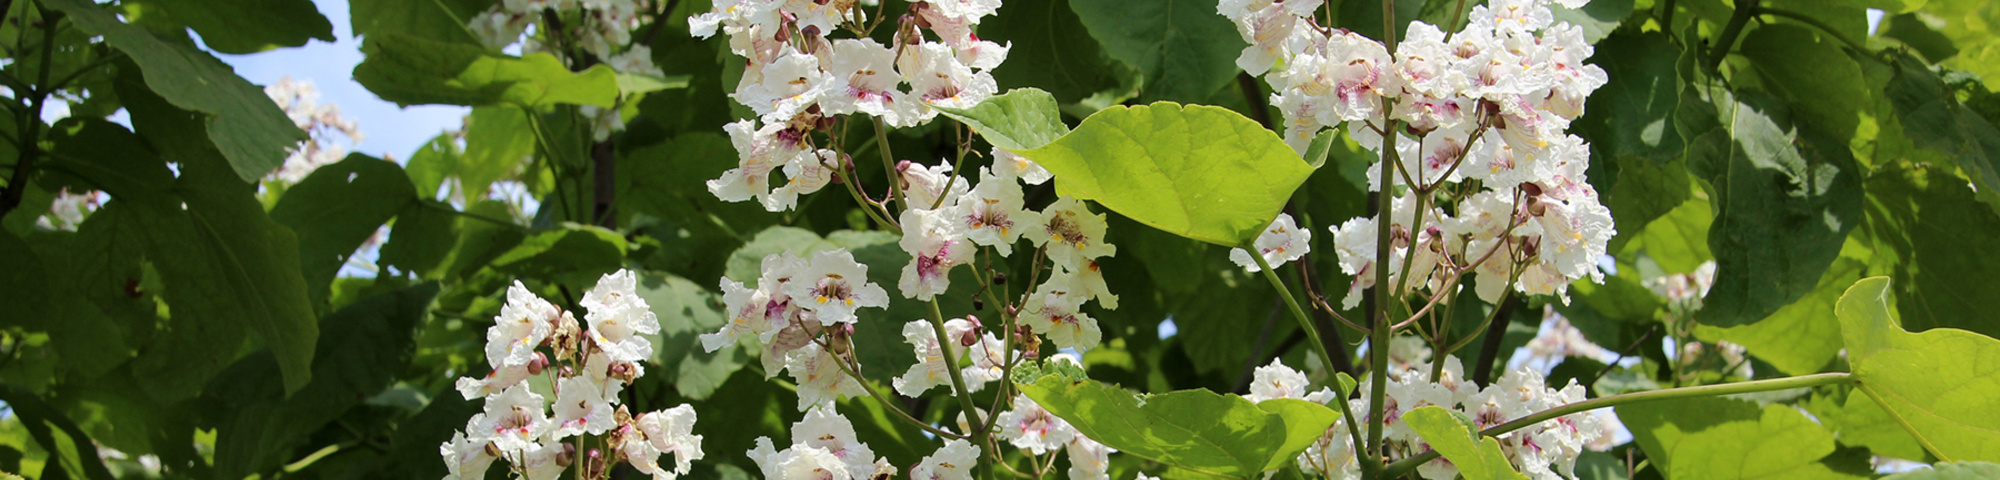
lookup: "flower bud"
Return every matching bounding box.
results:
[829,322,855,355]
[958,316,983,347]
[1520,182,1543,198]
[483,442,502,458]
[559,364,576,378]
[971,298,984,311]
[556,442,577,468]
[609,361,640,383]
[527,351,549,376]
[585,449,607,479]
[992,272,1007,285]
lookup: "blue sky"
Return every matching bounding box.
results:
[217,0,468,162]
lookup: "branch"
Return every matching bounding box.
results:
[1705,0,1761,72]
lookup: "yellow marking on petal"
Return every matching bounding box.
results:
[818,295,830,304]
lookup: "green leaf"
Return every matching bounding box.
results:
[348,0,489,44]
[1301,128,1337,170]
[460,106,536,201]
[112,74,322,398]
[1014,102,1314,246]
[1837,276,2000,463]
[371,387,481,478]
[1694,241,1862,376]
[0,384,117,480]
[379,200,460,278]
[1604,157,1692,257]
[1883,462,2000,479]
[46,0,309,184]
[1550,0,1635,44]
[1068,0,1245,103]
[8,230,138,381]
[1617,396,1863,479]
[1883,51,2000,213]
[1403,406,1528,480]
[934,88,1071,151]
[978,0,1136,105]
[1681,88,1862,328]
[146,0,334,54]
[206,284,438,480]
[1739,24,1870,140]
[355,33,620,108]
[1815,390,1931,461]
[615,72,692,97]
[270,154,419,306]
[490,224,630,286]
[1861,162,2000,338]
[1578,31,1684,164]
[1016,373,1338,478]
[1879,13,1959,63]
[638,271,749,400]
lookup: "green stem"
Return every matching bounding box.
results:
[1251,253,1370,466]
[1365,119,1401,477]
[819,332,968,440]
[872,116,907,211]
[1378,373,1856,478]
[1705,0,1761,72]
[928,300,985,434]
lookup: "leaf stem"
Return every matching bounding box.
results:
[1705,0,1761,72]
[1378,372,1856,478]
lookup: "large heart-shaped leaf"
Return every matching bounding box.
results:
[933,88,1070,151]
[1012,102,1313,247]
[1015,369,1337,478]
[1837,276,2000,463]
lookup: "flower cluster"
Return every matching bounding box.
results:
[1221,0,1614,306]
[689,0,1011,211]
[264,76,363,184]
[442,271,703,480]
[1253,355,1602,480]
[468,0,665,140]
[702,248,887,410]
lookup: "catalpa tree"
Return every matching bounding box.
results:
[2,0,1998,479]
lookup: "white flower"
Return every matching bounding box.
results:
[995,394,1074,454]
[784,249,890,325]
[898,161,971,211]
[951,167,1031,255]
[898,42,998,119]
[467,385,548,456]
[893,320,957,397]
[582,269,661,363]
[1230,213,1312,272]
[1218,0,1321,76]
[750,438,853,480]
[489,281,556,370]
[608,44,664,76]
[1028,197,1116,272]
[440,432,496,480]
[899,207,975,300]
[735,48,834,123]
[992,148,1052,185]
[953,318,1011,392]
[701,278,782,352]
[519,442,568,480]
[822,39,915,125]
[621,405,706,479]
[468,9,531,49]
[1065,435,1115,480]
[1021,287,1102,351]
[790,406,884,479]
[548,373,622,440]
[921,0,1002,22]
[455,361,532,400]
[710,119,806,207]
[785,342,869,410]
[911,439,981,480]
[1246,359,1309,403]
[1045,262,1118,310]
[767,148,840,212]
